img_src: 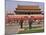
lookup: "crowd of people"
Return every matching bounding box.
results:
[5,15,44,29]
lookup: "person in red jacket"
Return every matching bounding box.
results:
[28,16,33,29]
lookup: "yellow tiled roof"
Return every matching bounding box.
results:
[16,5,41,10]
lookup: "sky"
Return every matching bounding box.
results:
[5,0,44,14]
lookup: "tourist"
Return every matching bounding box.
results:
[28,16,33,29]
[20,18,23,28]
